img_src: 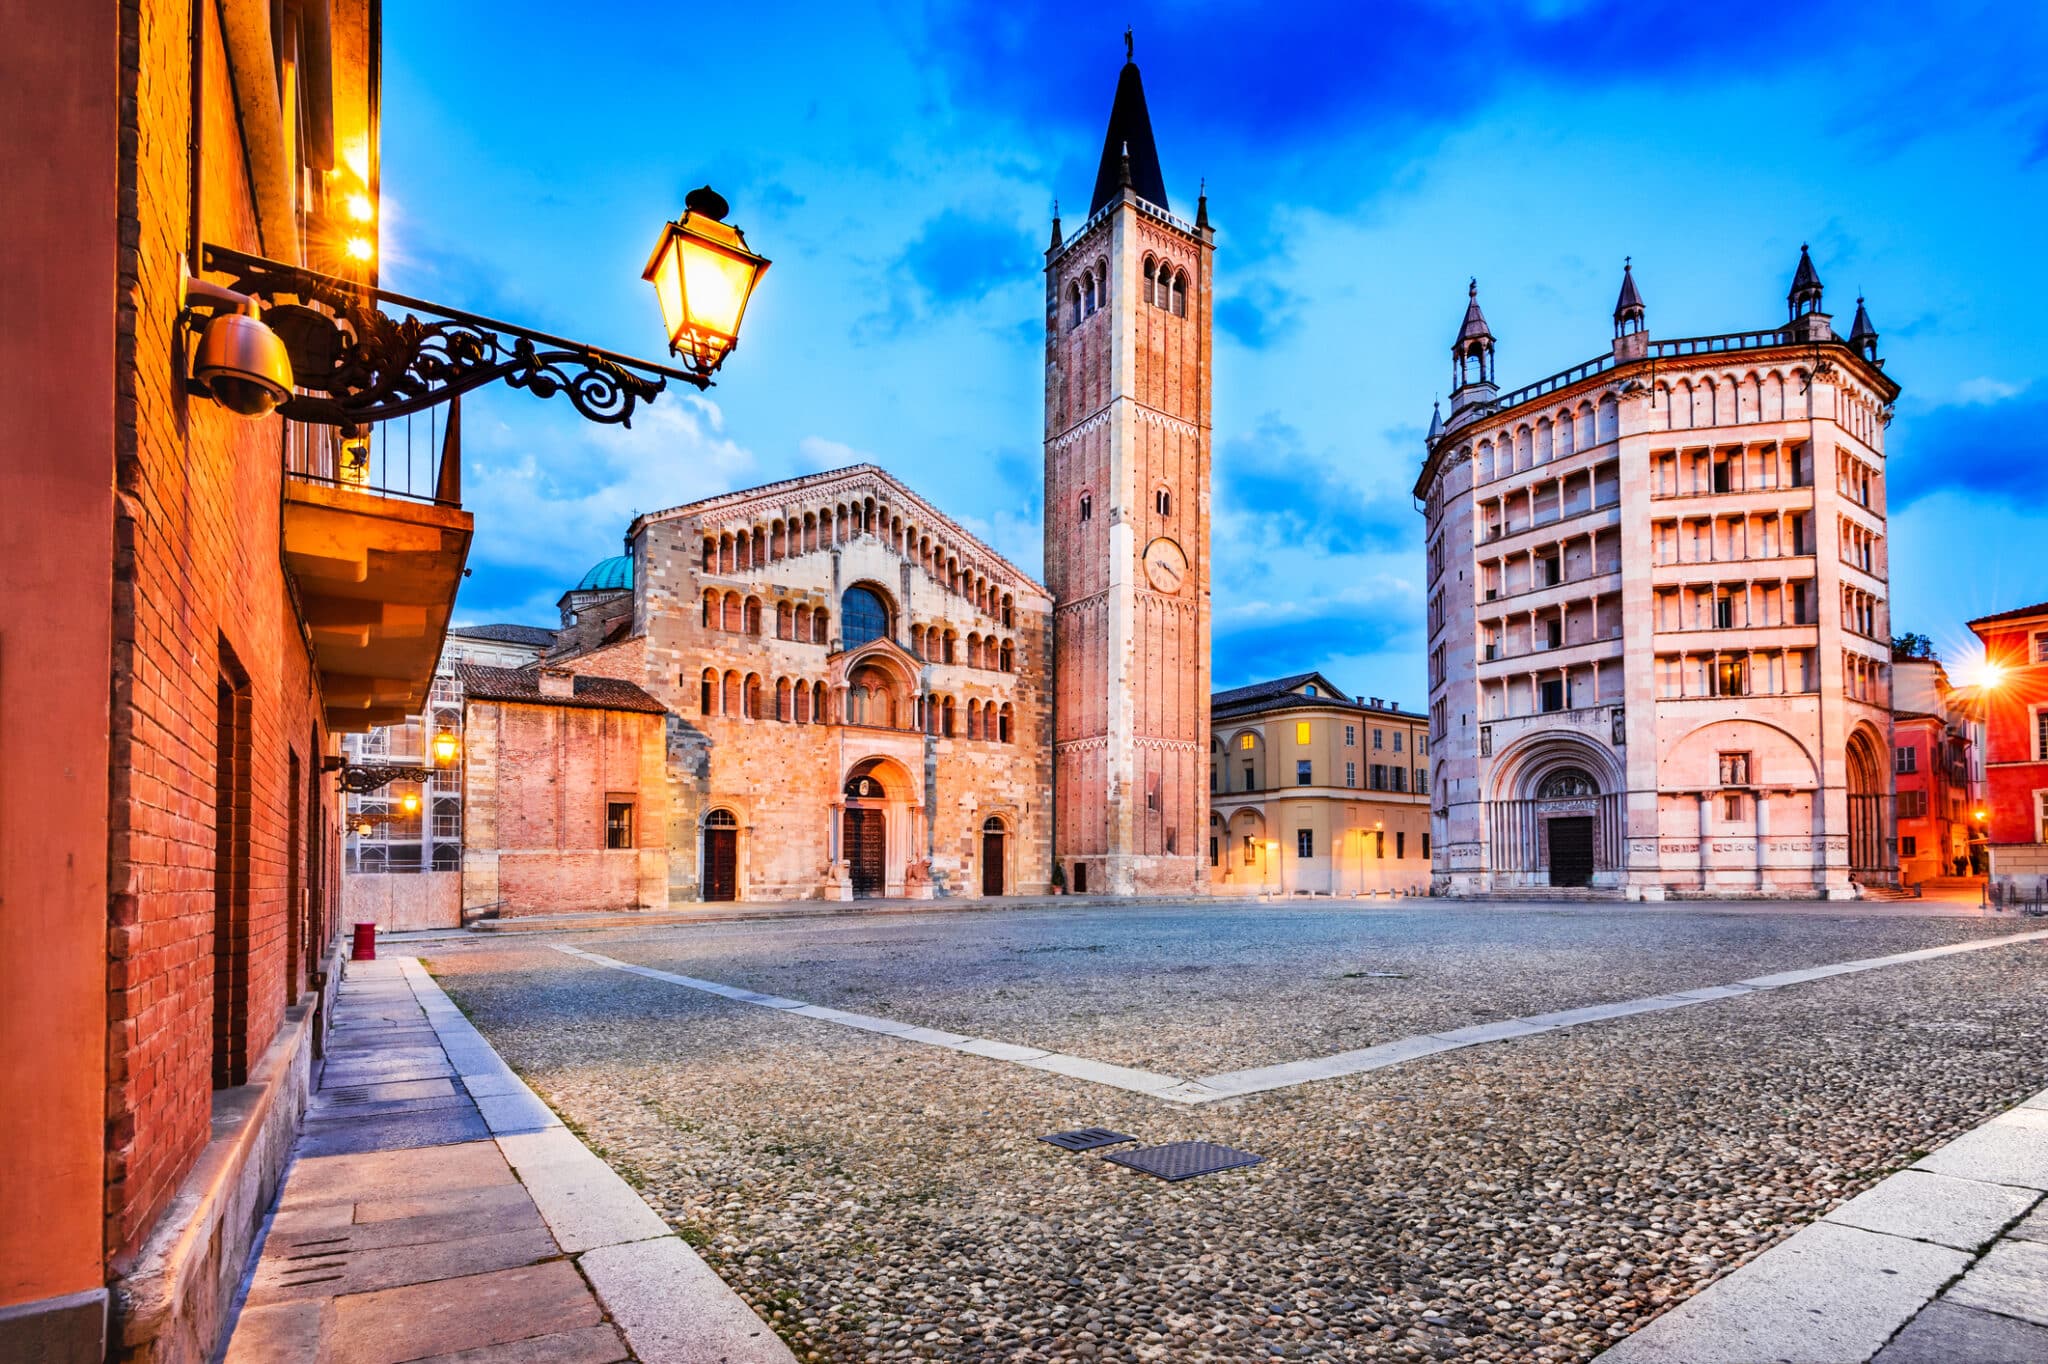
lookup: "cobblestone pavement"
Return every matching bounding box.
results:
[423,902,2048,1362]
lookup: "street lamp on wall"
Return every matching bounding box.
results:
[178,185,766,428]
[643,186,771,377]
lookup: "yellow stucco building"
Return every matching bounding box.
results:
[1209,673,1433,895]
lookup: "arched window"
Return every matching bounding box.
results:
[1144,256,1157,306]
[1069,283,1082,328]
[722,592,741,632]
[942,695,956,737]
[1171,270,1187,317]
[841,586,889,649]
[812,609,830,646]
[968,698,982,739]
[701,537,716,571]
[743,674,762,720]
[999,639,1014,672]
[702,590,716,628]
[719,534,733,573]
[1083,271,1097,317]
[1095,259,1108,306]
[722,671,741,715]
[743,597,762,636]
[1001,594,1014,628]
[701,669,717,715]
[999,703,1013,743]
[966,632,982,668]
[1155,488,1171,516]
[812,680,826,723]
[776,677,792,721]
[943,630,956,665]
[776,601,792,639]
[795,680,812,724]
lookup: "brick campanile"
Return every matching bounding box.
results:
[1044,42,1214,895]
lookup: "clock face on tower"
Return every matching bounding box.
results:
[1142,536,1188,594]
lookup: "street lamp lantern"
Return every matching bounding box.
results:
[644,186,770,377]
[401,792,421,816]
[431,731,460,766]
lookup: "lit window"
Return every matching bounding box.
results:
[1295,721,1311,744]
[1238,734,1255,750]
[605,801,635,849]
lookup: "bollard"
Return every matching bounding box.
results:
[351,921,377,961]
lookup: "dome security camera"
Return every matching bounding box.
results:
[185,275,294,419]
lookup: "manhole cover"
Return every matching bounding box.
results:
[1039,1128,1136,1152]
[1104,1141,1264,1181]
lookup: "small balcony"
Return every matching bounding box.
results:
[283,406,473,732]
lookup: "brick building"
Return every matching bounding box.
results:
[542,465,1054,902]
[1968,601,2048,898]
[2,3,464,1359]
[1044,47,1214,896]
[459,665,670,916]
[1419,252,1900,898]
[1209,675,1433,895]
[1890,649,1979,884]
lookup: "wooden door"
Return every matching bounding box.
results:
[846,808,885,897]
[981,829,1005,896]
[705,828,737,901]
[1547,817,1594,888]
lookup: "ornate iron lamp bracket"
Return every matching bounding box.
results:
[333,763,437,794]
[197,244,707,428]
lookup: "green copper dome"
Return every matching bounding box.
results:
[575,554,633,591]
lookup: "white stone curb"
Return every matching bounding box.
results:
[399,958,798,1364]
[1596,1087,2048,1363]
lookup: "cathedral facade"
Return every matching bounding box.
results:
[1418,251,1900,898]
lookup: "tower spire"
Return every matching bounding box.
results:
[1613,256,1645,335]
[1089,39,1168,214]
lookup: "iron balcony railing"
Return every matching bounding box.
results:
[286,395,463,507]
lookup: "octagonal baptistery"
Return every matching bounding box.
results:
[1415,251,1901,899]
[560,465,1053,903]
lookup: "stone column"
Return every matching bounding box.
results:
[1696,792,1712,889]
[1754,789,1770,890]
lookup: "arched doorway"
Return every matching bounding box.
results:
[704,809,739,901]
[1845,728,1888,879]
[981,816,1006,896]
[1536,768,1599,887]
[843,765,889,897]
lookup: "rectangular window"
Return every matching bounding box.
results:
[1243,760,1255,791]
[1375,830,1386,858]
[1297,829,1313,858]
[1901,835,1917,857]
[1296,721,1312,745]
[2034,632,2048,664]
[1719,751,1752,786]
[606,801,636,849]
[1242,836,1256,866]
[1898,790,1927,818]
[1346,761,1357,788]
[1396,831,1407,859]
[1209,837,1219,867]
[1391,767,1407,792]
[1079,493,1092,522]
[1209,768,1218,792]
[2037,708,2048,763]
[1373,729,1383,749]
[1421,832,1431,859]
[1296,759,1312,786]
[1392,732,1403,753]
[1715,656,1749,697]
[1371,764,1387,790]
[1895,746,1916,774]
[1540,679,1566,712]
[1415,768,1428,794]
[1345,725,1356,746]
[1239,733,1256,750]
[1723,793,1745,820]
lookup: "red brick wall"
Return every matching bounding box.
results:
[103,0,342,1266]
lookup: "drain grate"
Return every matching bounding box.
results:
[1039,1127,1136,1152]
[1103,1141,1264,1182]
[326,1087,371,1104]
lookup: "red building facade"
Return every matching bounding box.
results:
[1969,601,2048,897]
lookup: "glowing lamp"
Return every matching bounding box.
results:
[432,731,460,766]
[643,186,769,375]
[1976,809,1989,822]
[401,792,420,815]
[345,236,376,262]
[345,192,376,223]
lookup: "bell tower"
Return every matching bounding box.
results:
[1044,37,1213,895]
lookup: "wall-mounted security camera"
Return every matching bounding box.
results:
[183,274,294,418]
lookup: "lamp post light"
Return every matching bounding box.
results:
[643,186,771,378]
[179,186,767,429]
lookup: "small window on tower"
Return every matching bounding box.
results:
[1079,493,1092,522]
[1156,489,1171,516]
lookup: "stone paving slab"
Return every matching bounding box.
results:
[1913,1106,2048,1190]
[1871,1299,2048,1363]
[496,1128,671,1254]
[326,1260,606,1364]
[1597,1221,1967,1363]
[1824,1169,2039,1250]
[581,1236,798,1364]
[1944,1237,2048,1328]
[295,1106,492,1157]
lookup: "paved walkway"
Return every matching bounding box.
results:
[1598,1085,2048,1362]
[223,956,794,1364]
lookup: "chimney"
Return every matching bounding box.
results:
[538,667,575,699]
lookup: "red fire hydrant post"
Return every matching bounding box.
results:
[351,921,377,961]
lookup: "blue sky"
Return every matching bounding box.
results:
[383,0,2048,694]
